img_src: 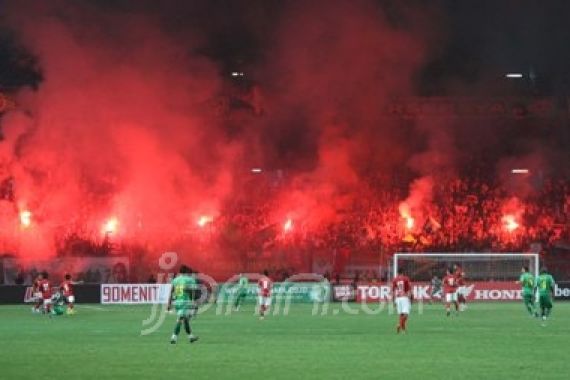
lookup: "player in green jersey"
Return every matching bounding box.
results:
[234,274,249,311]
[169,265,199,344]
[517,266,535,316]
[51,291,66,315]
[535,268,555,322]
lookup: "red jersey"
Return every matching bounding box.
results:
[454,267,465,286]
[443,274,458,294]
[455,272,465,286]
[258,277,272,297]
[38,279,52,299]
[61,280,74,297]
[391,275,411,298]
[32,278,41,292]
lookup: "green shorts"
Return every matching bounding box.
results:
[53,304,66,315]
[236,290,247,299]
[522,293,534,304]
[538,294,552,309]
[174,300,194,318]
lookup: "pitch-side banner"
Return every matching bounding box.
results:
[355,282,524,302]
[216,282,330,304]
[100,284,172,304]
[331,285,356,302]
[555,282,570,300]
[23,286,59,303]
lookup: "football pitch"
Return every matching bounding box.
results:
[1,302,568,380]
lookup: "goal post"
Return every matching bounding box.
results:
[392,253,539,282]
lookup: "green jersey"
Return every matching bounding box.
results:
[171,274,197,303]
[536,273,555,297]
[53,303,66,315]
[519,272,535,295]
[238,276,248,289]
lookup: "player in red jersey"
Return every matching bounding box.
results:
[60,274,82,315]
[257,271,272,320]
[391,267,412,334]
[32,273,44,313]
[443,268,459,316]
[454,264,467,311]
[38,271,53,315]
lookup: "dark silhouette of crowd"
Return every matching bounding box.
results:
[1,170,568,282]
[216,176,568,254]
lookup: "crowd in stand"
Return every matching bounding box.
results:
[1,171,569,282]
[40,174,567,260]
[203,175,568,281]
[217,176,569,254]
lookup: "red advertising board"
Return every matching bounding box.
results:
[356,282,523,302]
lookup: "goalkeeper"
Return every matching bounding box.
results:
[429,275,443,303]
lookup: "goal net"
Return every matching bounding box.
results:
[392,253,539,282]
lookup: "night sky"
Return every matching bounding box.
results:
[1,0,570,95]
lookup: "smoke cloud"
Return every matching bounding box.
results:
[0,1,566,270]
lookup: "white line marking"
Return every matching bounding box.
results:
[81,305,110,311]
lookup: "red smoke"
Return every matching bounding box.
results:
[500,197,524,236]
[399,176,434,232]
[0,2,237,264]
[5,1,533,273]
[251,0,432,232]
[1,1,566,279]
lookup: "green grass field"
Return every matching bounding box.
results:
[0,302,568,380]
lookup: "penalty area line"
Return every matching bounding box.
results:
[81,305,110,312]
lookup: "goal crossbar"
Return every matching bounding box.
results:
[393,252,539,279]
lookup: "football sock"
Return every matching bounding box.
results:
[174,321,181,335]
[183,318,191,335]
